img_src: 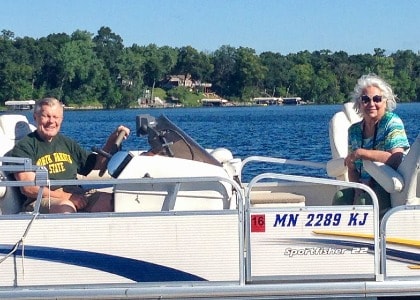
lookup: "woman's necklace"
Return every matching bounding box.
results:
[359,121,378,175]
[361,121,378,149]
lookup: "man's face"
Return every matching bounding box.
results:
[34,104,63,142]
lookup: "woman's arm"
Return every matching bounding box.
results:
[351,147,405,170]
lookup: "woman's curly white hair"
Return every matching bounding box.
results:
[351,73,397,113]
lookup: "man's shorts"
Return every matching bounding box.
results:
[23,186,103,213]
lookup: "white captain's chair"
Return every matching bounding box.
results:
[363,134,420,207]
[0,114,36,214]
[0,114,36,156]
[326,102,362,181]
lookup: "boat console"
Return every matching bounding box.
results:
[109,114,240,212]
[107,114,225,179]
[136,114,222,165]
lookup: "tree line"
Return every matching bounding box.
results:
[1,26,419,108]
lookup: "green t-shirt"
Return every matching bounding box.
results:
[9,131,96,180]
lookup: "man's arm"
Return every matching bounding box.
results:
[93,125,130,171]
[14,171,87,210]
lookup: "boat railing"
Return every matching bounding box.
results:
[0,157,44,174]
[0,156,245,213]
[0,157,50,194]
[239,155,326,179]
[380,204,420,279]
[245,172,381,281]
[3,157,420,297]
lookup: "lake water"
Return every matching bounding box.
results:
[16,103,420,182]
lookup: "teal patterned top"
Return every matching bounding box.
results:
[348,111,410,180]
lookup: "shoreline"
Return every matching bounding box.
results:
[1,101,417,112]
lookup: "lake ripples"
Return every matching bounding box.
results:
[16,103,420,181]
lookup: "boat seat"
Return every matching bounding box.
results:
[250,190,305,207]
[363,134,420,207]
[326,102,362,181]
[0,114,36,157]
[0,114,36,214]
[210,148,242,178]
[113,155,235,212]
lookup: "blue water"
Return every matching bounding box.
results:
[16,103,420,182]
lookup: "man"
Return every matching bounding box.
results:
[9,97,130,213]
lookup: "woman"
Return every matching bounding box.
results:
[333,73,410,218]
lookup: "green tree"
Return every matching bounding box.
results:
[57,30,103,105]
[1,29,14,40]
[160,46,178,77]
[210,45,237,97]
[372,48,395,82]
[134,44,166,87]
[0,33,35,101]
[313,68,343,104]
[93,27,124,107]
[13,36,45,99]
[116,47,145,107]
[392,50,418,101]
[36,33,72,98]
[0,31,16,101]
[93,26,124,77]
[174,46,213,82]
[167,86,201,106]
[329,51,360,101]
[233,47,266,100]
[288,63,314,100]
[260,51,292,97]
[2,27,420,106]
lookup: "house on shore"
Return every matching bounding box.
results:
[160,74,213,93]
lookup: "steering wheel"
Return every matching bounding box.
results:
[93,131,126,177]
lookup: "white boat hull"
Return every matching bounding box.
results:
[0,211,241,286]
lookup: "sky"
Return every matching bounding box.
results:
[2,0,420,55]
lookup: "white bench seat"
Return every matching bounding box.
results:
[250,190,305,207]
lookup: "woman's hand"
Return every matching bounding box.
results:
[345,149,361,169]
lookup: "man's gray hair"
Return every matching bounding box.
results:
[34,97,63,115]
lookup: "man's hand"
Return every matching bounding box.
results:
[68,193,88,210]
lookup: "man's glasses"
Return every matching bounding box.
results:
[360,95,382,104]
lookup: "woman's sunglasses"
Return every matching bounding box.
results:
[360,95,382,104]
